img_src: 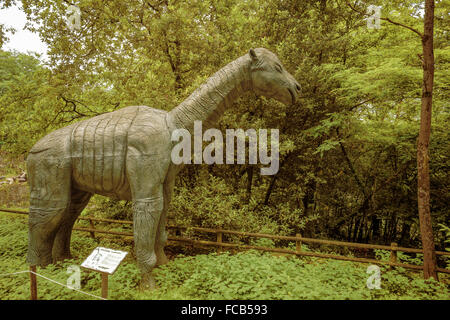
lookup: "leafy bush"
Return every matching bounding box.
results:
[375,249,424,266]
[1,212,448,300]
[85,195,133,221]
[438,224,450,268]
[169,174,296,236]
[150,251,449,300]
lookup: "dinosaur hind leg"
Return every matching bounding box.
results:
[52,189,92,262]
[26,154,72,267]
[155,169,176,267]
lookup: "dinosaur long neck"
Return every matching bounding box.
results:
[168,54,252,133]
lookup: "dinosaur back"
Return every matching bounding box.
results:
[70,106,141,196]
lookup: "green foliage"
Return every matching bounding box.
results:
[438,224,450,268]
[150,251,450,300]
[0,0,449,287]
[0,51,57,154]
[2,213,448,300]
[374,249,424,266]
[0,212,140,300]
[86,195,133,221]
[170,174,287,235]
[439,224,450,251]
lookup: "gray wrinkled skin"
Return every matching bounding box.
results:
[26,48,300,290]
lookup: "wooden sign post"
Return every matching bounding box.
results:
[30,265,37,300]
[101,272,108,299]
[81,247,128,300]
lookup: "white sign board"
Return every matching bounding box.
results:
[81,247,128,274]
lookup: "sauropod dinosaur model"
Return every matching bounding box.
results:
[26,48,301,289]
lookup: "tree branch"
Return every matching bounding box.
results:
[381,16,423,38]
[348,98,376,111]
[346,1,423,38]
[336,127,366,197]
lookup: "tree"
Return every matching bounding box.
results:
[347,0,439,280]
[1,0,448,269]
[417,0,437,281]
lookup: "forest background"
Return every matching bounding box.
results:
[0,0,448,261]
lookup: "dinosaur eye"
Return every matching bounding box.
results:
[275,64,283,73]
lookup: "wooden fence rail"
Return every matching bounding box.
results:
[1,207,449,274]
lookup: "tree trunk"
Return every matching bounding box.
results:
[399,221,411,247]
[371,215,381,242]
[417,0,438,281]
[245,166,253,203]
[264,175,278,205]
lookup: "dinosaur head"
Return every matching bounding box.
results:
[248,48,300,105]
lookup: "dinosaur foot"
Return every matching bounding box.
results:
[139,273,158,291]
[155,251,169,267]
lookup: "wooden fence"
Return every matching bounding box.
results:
[1,207,449,274]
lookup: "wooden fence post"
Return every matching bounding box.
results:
[296,233,302,253]
[88,218,96,238]
[390,242,398,266]
[30,265,37,300]
[217,231,223,253]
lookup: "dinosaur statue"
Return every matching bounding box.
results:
[26,48,301,289]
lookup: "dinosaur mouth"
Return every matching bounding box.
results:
[288,88,296,105]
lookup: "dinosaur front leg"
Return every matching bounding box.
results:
[133,194,163,290]
[155,204,169,267]
[126,134,171,290]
